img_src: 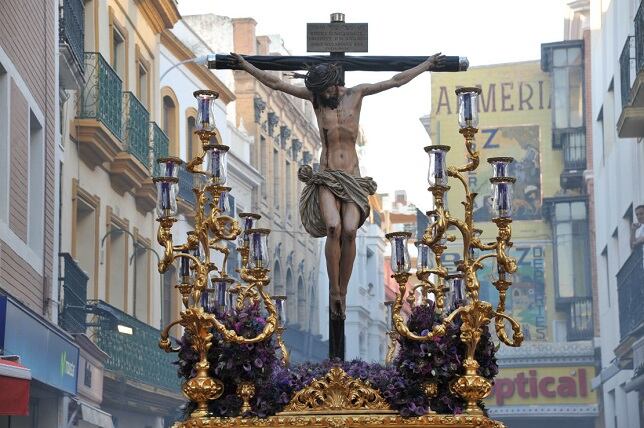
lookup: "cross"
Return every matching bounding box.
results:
[208,13,468,74]
[208,14,467,362]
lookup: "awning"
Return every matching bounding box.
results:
[79,402,114,428]
[0,359,31,416]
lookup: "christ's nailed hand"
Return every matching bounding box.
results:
[230,52,248,69]
[426,52,447,71]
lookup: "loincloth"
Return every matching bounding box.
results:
[297,165,378,238]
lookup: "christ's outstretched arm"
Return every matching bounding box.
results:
[352,52,446,97]
[231,52,312,100]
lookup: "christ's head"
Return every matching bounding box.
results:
[305,63,344,109]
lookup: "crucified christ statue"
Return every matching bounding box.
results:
[232,52,446,359]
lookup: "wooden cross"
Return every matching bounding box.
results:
[208,13,468,74]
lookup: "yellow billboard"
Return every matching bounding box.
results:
[485,366,597,407]
[430,61,558,341]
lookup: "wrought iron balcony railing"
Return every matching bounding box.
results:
[80,53,123,139]
[150,122,169,176]
[621,36,635,107]
[617,244,644,339]
[92,300,181,393]
[178,164,196,206]
[59,253,89,334]
[562,130,586,171]
[59,0,85,72]
[636,1,644,74]
[122,92,150,166]
[566,297,593,341]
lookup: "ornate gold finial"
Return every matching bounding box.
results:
[284,366,390,412]
[237,382,256,416]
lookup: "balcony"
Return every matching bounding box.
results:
[110,92,150,194]
[560,130,586,189]
[77,52,123,168]
[617,245,644,345]
[177,164,196,217]
[566,297,593,341]
[59,253,89,334]
[135,122,168,212]
[618,4,644,137]
[92,300,181,393]
[59,0,85,90]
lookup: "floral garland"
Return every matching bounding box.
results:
[175,301,498,420]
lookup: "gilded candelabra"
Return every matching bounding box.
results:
[155,90,287,420]
[385,87,524,415]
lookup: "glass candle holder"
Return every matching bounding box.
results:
[415,241,433,273]
[445,273,465,309]
[272,295,287,324]
[177,250,191,284]
[490,177,516,219]
[205,276,234,314]
[487,157,514,178]
[247,228,270,269]
[424,145,451,187]
[218,187,231,214]
[386,232,412,274]
[194,90,219,132]
[205,144,229,185]
[239,213,261,246]
[227,288,237,314]
[154,177,178,218]
[156,157,183,178]
[456,87,481,129]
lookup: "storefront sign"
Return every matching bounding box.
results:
[0,296,78,395]
[486,366,596,406]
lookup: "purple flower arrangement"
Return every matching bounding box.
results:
[175,301,498,420]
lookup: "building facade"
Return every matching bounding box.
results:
[427,55,598,426]
[56,0,186,426]
[591,0,644,426]
[181,14,327,362]
[0,0,82,426]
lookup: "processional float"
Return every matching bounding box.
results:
[154,84,523,427]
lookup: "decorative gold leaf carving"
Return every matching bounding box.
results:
[172,414,506,427]
[283,366,390,412]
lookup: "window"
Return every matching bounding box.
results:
[111,26,126,81]
[552,45,583,130]
[260,136,267,199]
[285,160,292,219]
[187,115,199,161]
[137,61,149,109]
[107,223,127,310]
[273,148,280,210]
[297,276,306,327]
[74,195,98,298]
[133,241,149,321]
[601,247,610,307]
[552,200,591,299]
[162,94,178,156]
[542,41,585,149]
[28,110,44,253]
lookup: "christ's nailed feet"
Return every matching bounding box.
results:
[330,295,346,320]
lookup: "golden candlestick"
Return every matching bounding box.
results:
[155,90,279,421]
[387,87,524,415]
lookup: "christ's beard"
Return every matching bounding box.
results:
[321,96,340,109]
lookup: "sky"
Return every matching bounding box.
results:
[177,0,566,211]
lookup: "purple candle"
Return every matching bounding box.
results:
[199,98,210,124]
